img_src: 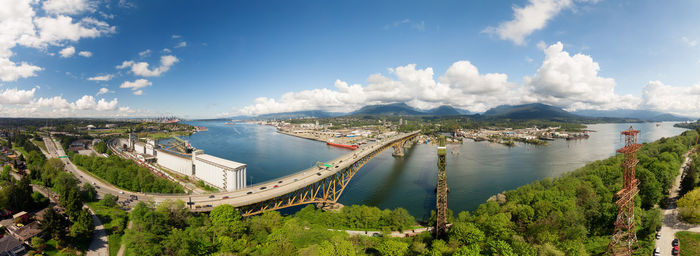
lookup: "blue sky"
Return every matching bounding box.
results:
[2,0,700,118]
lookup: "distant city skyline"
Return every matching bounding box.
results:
[1,0,700,118]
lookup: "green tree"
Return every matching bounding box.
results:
[453,244,481,256]
[449,222,485,245]
[209,204,245,239]
[40,207,67,244]
[376,239,409,256]
[1,165,11,182]
[488,240,515,256]
[318,237,356,256]
[101,194,118,208]
[81,183,98,202]
[677,187,700,223]
[70,208,95,244]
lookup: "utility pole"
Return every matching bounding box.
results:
[607,126,641,255]
[435,136,448,237]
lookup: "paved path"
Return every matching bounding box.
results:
[658,149,699,256]
[116,220,132,256]
[86,206,109,256]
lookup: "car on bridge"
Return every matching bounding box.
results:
[209,195,215,198]
[260,186,267,190]
[246,191,253,195]
[222,196,229,199]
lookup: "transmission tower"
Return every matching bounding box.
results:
[607,126,641,256]
[435,135,448,237]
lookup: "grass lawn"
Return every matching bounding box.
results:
[33,139,48,153]
[677,231,700,256]
[87,202,129,256]
[41,239,82,256]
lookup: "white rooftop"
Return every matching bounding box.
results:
[196,154,246,170]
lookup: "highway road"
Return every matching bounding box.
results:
[44,131,419,211]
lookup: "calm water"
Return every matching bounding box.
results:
[182,121,687,220]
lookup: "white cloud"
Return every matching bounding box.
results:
[174,41,187,48]
[172,34,181,39]
[120,79,151,92]
[0,0,114,81]
[116,55,179,77]
[138,49,151,57]
[640,80,700,116]
[32,96,72,109]
[96,98,117,110]
[238,61,518,115]
[682,36,697,47]
[523,41,640,111]
[162,48,171,53]
[42,0,94,15]
[484,0,597,45]
[133,90,142,95]
[78,50,91,57]
[0,87,36,104]
[96,87,110,95]
[87,74,113,81]
[59,46,75,57]
[74,95,96,110]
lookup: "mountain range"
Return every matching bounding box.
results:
[229,103,693,122]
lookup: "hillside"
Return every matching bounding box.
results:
[427,105,462,116]
[351,102,425,116]
[482,103,579,119]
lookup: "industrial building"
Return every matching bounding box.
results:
[122,134,247,192]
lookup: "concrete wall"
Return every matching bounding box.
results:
[134,143,146,155]
[156,150,193,176]
[191,152,246,191]
[145,144,155,156]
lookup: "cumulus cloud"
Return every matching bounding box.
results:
[0,87,36,104]
[96,87,110,95]
[116,55,179,77]
[120,79,151,95]
[238,61,518,115]
[42,0,94,15]
[523,41,639,110]
[87,74,113,81]
[640,80,700,116]
[238,42,662,116]
[484,0,597,45]
[0,0,114,81]
[78,50,91,57]
[59,46,75,57]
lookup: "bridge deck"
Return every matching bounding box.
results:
[146,131,420,209]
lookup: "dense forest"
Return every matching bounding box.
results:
[71,154,184,193]
[118,129,699,255]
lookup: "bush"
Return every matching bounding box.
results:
[678,188,700,223]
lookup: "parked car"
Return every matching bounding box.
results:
[672,238,679,246]
[655,233,661,239]
[672,246,679,255]
[653,247,660,256]
[209,195,215,198]
[656,226,662,232]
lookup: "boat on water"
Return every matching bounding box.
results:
[224,122,236,125]
[538,136,555,141]
[327,142,358,150]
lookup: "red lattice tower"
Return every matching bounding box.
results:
[607,126,641,256]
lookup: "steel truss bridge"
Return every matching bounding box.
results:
[149,131,421,216]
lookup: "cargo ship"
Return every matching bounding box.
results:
[327,142,358,150]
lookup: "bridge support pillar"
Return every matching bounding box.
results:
[392,143,404,157]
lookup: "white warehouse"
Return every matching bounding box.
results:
[192,150,247,191]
